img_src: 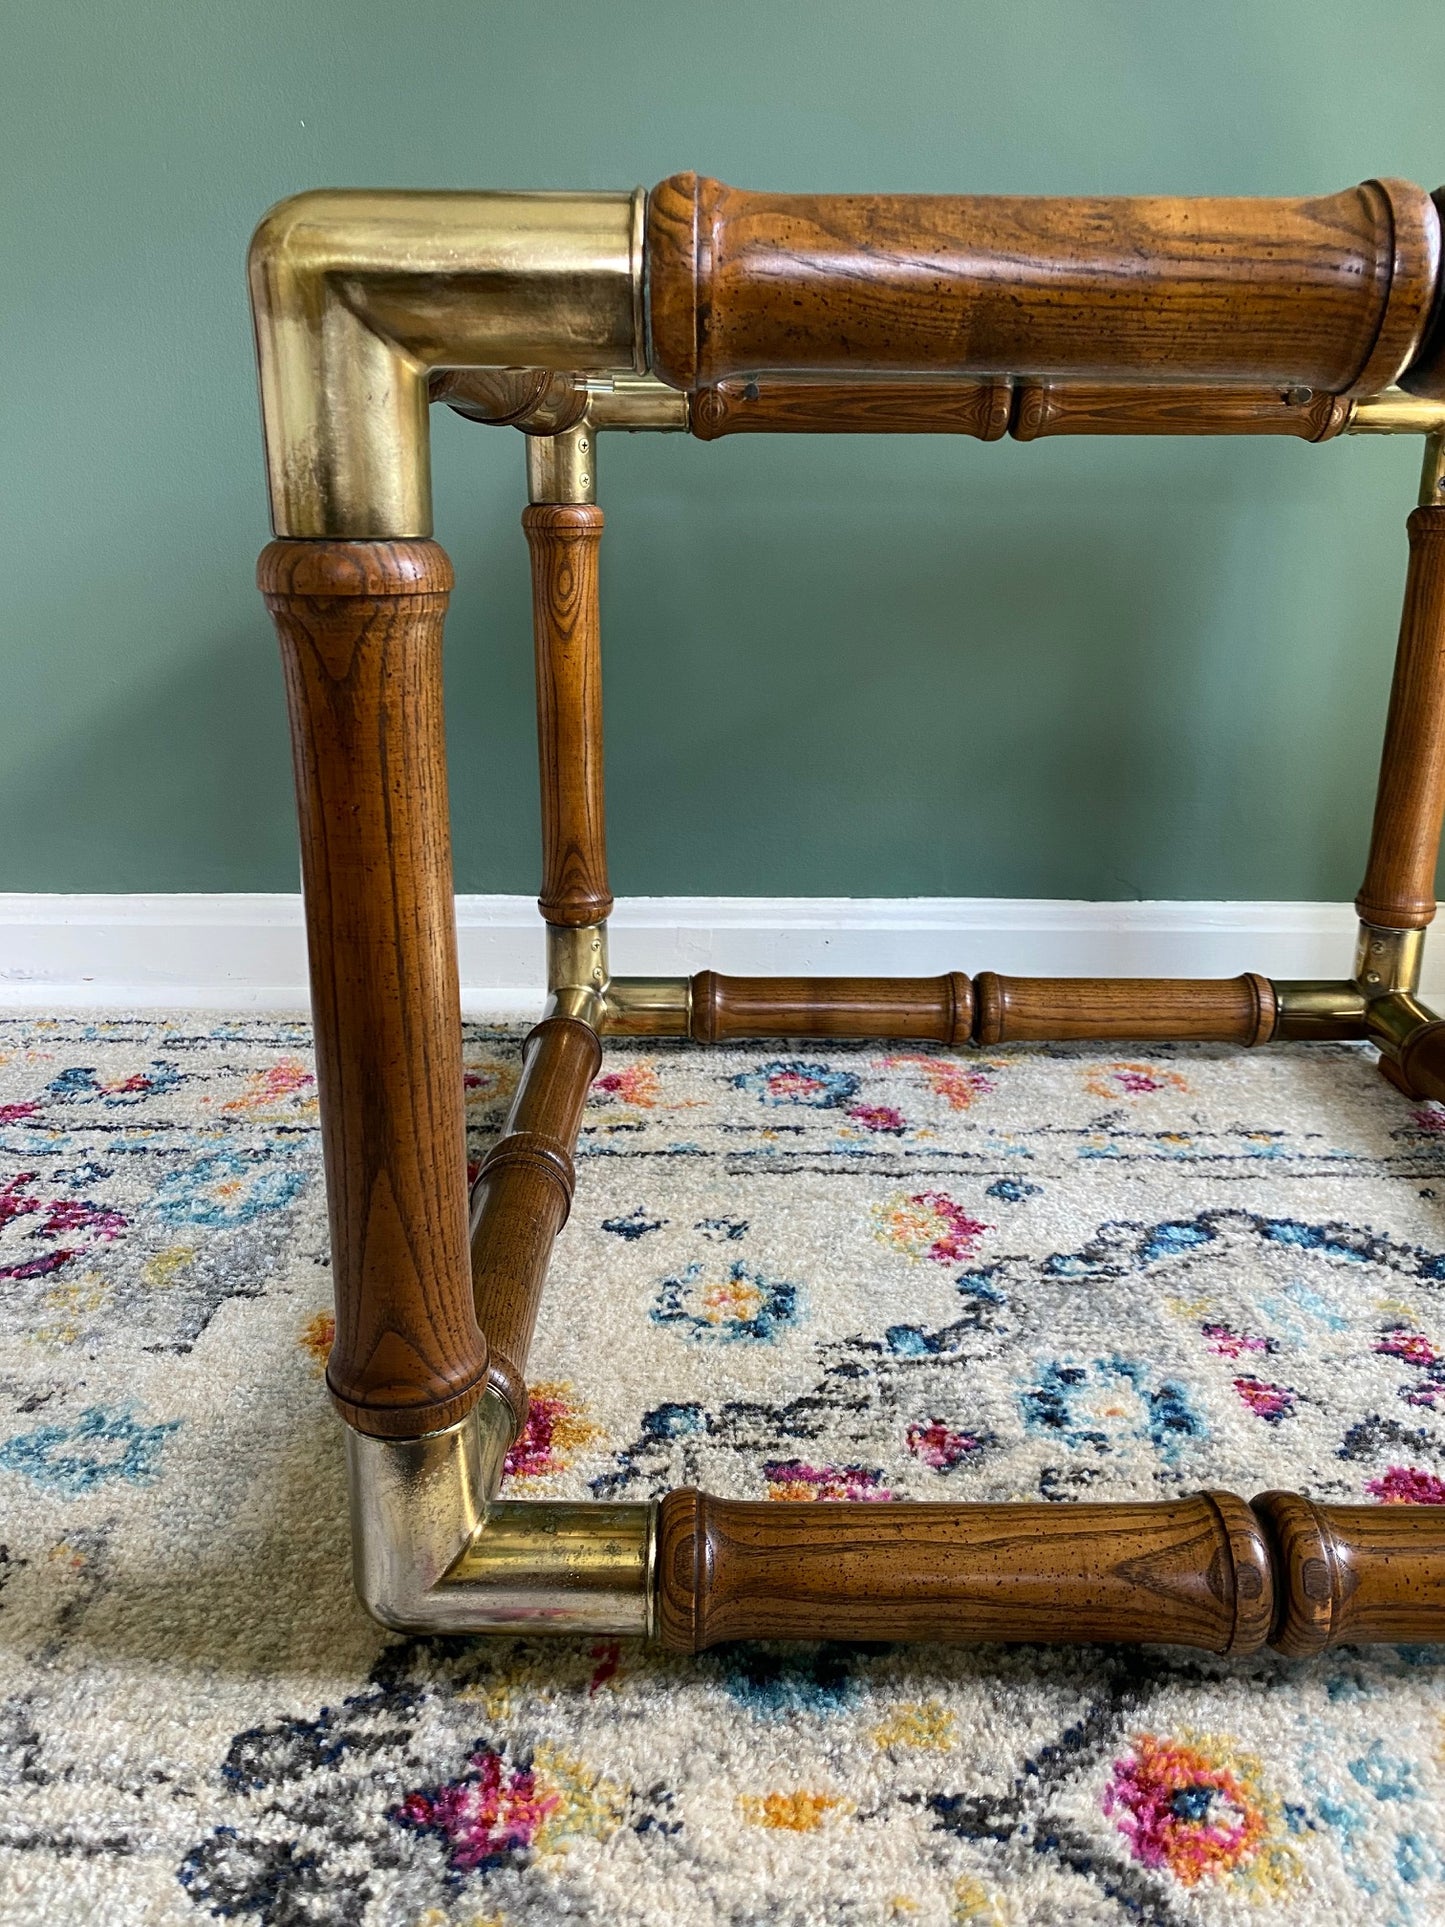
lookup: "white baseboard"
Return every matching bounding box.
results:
[0,893,1426,1015]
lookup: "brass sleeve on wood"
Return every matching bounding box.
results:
[524,504,612,927]
[603,977,692,1036]
[1356,507,1445,929]
[261,539,488,1440]
[689,972,974,1044]
[973,974,1276,1046]
[1272,980,1369,1040]
[469,1015,602,1438]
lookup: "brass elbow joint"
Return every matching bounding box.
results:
[347,1389,655,1636]
[248,188,646,538]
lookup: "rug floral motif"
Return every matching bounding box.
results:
[2,1017,1445,1924]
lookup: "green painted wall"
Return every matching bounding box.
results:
[4,0,1443,898]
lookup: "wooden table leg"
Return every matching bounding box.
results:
[260,539,487,1440]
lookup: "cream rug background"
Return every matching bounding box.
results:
[2,1017,1445,1925]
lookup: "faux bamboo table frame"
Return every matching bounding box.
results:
[250,176,1445,1655]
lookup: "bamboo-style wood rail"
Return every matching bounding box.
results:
[469,1014,600,1439]
[656,1488,1445,1654]
[974,973,1278,1046]
[524,502,612,929]
[687,375,1358,441]
[1357,507,1445,928]
[646,175,1445,395]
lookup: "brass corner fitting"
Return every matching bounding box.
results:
[522,379,690,503]
[248,187,647,538]
[1351,926,1443,1098]
[348,1387,656,1635]
[1270,923,1427,1042]
[544,922,692,1036]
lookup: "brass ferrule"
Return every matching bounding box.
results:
[346,1389,656,1635]
[1348,389,1445,435]
[583,372,691,431]
[602,976,693,1036]
[437,1499,656,1637]
[1271,980,1369,1039]
[1365,989,1440,1058]
[547,922,609,995]
[248,187,645,537]
[527,423,598,505]
[1353,923,1426,997]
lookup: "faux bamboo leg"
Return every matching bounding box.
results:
[469,1015,602,1438]
[690,972,973,1043]
[974,974,1277,1044]
[1356,506,1445,929]
[260,540,487,1439]
[523,502,612,930]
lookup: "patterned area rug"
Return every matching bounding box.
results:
[3,1017,1445,1926]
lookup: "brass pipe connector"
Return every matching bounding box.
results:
[348,1389,656,1635]
[546,922,609,996]
[527,423,598,506]
[1353,924,1425,998]
[1271,980,1370,1040]
[248,188,646,537]
[1349,389,1445,436]
[602,977,693,1036]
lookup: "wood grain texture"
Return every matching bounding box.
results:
[523,504,612,929]
[690,973,973,1044]
[656,1490,1274,1654]
[1011,382,1351,440]
[469,1015,601,1437]
[688,376,1357,440]
[973,974,1277,1046]
[689,375,1013,439]
[1356,508,1445,928]
[260,539,487,1439]
[1253,1491,1445,1655]
[647,174,1442,395]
